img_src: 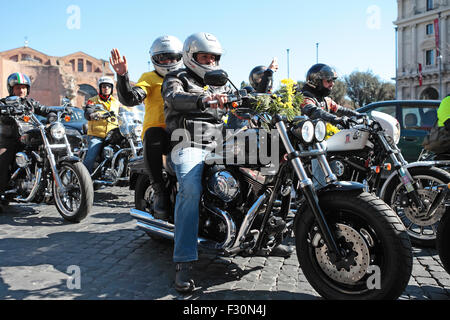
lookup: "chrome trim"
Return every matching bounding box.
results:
[202,199,237,249]
[14,167,43,203]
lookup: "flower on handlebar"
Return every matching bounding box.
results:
[325,123,340,140]
[253,78,303,121]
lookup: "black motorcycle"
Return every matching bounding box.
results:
[437,201,450,274]
[81,105,143,188]
[129,70,413,300]
[0,97,93,222]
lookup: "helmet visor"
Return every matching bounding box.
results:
[153,53,182,65]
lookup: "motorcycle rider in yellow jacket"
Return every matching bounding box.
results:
[83,77,121,173]
[110,35,184,219]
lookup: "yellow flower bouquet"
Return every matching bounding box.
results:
[325,123,340,140]
[253,78,304,122]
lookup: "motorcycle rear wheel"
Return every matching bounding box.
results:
[53,162,93,223]
[295,190,412,300]
[436,207,450,274]
[382,166,450,247]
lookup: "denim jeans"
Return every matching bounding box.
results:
[83,136,104,174]
[169,147,209,263]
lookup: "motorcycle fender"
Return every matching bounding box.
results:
[58,155,81,165]
[316,181,365,195]
[379,162,435,199]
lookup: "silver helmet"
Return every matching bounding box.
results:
[182,32,222,80]
[98,76,115,94]
[150,35,183,77]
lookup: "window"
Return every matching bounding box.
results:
[427,0,433,11]
[78,59,84,72]
[9,55,18,62]
[86,61,92,72]
[426,50,435,65]
[426,23,433,35]
[70,59,75,71]
[369,105,396,119]
[21,54,31,61]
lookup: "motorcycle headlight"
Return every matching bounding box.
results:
[50,123,66,140]
[314,120,327,142]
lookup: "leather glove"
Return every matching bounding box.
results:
[91,112,101,121]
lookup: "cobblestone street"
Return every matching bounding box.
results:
[0,186,448,300]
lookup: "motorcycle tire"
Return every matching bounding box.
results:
[135,174,152,212]
[436,207,450,274]
[134,174,170,243]
[295,190,412,300]
[382,166,450,247]
[53,162,94,223]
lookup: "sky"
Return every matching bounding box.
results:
[0,0,398,89]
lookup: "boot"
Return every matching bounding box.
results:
[152,183,169,220]
[255,244,294,258]
[175,262,195,293]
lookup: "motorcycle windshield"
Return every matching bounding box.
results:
[119,106,144,137]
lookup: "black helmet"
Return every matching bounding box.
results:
[7,72,32,96]
[249,66,267,89]
[305,64,337,97]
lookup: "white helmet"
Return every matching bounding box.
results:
[150,35,183,77]
[182,32,223,80]
[98,76,115,94]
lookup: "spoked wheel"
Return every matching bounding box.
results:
[296,191,412,300]
[53,162,93,223]
[134,174,154,212]
[382,166,450,247]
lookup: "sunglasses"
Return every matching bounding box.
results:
[325,78,337,84]
[153,53,182,63]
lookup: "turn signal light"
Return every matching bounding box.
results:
[448,183,450,190]
[232,102,239,108]
[384,163,392,171]
[23,116,30,122]
[375,166,381,174]
[65,116,71,122]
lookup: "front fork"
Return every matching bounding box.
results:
[275,119,343,261]
[379,132,425,211]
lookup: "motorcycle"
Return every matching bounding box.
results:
[81,104,144,188]
[130,70,413,300]
[437,188,450,274]
[0,97,93,222]
[326,111,450,247]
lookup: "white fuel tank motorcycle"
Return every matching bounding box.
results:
[326,111,450,247]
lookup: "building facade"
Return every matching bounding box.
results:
[395,0,450,99]
[0,46,116,108]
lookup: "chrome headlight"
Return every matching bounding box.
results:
[50,123,66,140]
[292,120,315,144]
[103,146,114,159]
[314,120,327,142]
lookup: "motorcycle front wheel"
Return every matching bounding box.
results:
[53,162,94,223]
[436,207,450,274]
[382,166,450,247]
[295,190,412,300]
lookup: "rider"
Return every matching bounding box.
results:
[110,35,184,219]
[300,64,363,188]
[227,58,279,130]
[438,94,450,129]
[0,73,62,207]
[83,76,121,174]
[163,32,293,293]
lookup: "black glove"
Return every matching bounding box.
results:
[445,118,450,131]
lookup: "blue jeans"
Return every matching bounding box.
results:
[83,136,104,174]
[169,147,209,263]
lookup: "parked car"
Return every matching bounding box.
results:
[357,100,441,162]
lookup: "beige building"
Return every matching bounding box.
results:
[395,0,450,99]
[0,46,116,108]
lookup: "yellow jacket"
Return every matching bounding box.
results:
[135,71,165,139]
[86,95,121,139]
[438,96,450,127]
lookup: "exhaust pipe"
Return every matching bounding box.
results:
[130,209,223,250]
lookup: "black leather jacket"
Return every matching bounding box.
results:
[300,84,359,125]
[162,68,233,149]
[0,97,56,146]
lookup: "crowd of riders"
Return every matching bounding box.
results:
[1,32,449,293]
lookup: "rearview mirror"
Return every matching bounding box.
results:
[204,70,229,87]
